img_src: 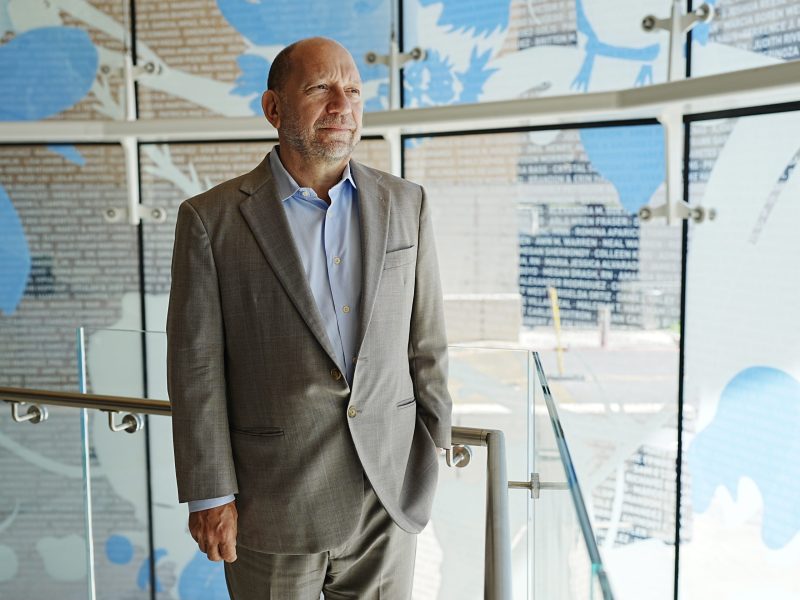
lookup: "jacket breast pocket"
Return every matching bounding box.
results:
[383,245,417,270]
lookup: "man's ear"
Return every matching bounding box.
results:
[262,90,281,129]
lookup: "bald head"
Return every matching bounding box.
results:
[267,37,357,96]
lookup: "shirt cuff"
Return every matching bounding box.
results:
[187,495,235,512]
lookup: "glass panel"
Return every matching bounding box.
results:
[76,330,534,598]
[0,1,129,121]
[690,0,800,77]
[681,110,800,598]
[405,127,680,598]
[402,0,673,107]
[433,346,532,599]
[139,138,392,332]
[0,402,92,598]
[0,144,139,391]
[0,141,134,598]
[134,0,392,116]
[78,326,212,599]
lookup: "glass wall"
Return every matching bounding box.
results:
[403,0,673,106]
[3,1,800,598]
[405,123,682,597]
[690,0,800,77]
[680,107,800,598]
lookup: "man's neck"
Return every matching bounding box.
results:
[277,145,350,203]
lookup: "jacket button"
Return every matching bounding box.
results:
[331,368,342,381]
[347,406,357,418]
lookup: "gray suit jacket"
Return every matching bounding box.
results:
[166,152,452,554]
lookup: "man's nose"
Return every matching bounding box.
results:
[327,86,352,115]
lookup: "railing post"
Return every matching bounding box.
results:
[485,430,512,600]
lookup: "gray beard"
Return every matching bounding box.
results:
[282,122,360,164]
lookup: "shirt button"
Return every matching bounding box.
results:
[342,305,350,314]
[347,405,357,418]
[333,257,341,265]
[302,190,309,197]
[331,368,342,381]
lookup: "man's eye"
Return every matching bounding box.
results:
[349,88,361,96]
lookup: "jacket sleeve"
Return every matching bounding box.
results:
[167,200,238,503]
[408,186,453,448]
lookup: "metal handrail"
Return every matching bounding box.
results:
[532,353,615,598]
[0,386,170,416]
[0,387,513,599]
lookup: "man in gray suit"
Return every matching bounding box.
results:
[167,36,452,598]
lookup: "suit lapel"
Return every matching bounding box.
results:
[238,153,342,368]
[351,162,390,357]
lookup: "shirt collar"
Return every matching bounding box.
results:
[269,146,357,202]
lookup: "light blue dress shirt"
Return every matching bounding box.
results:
[188,148,363,512]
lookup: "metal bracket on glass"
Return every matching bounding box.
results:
[105,410,145,434]
[642,1,715,81]
[98,61,163,80]
[445,444,472,468]
[103,205,167,224]
[639,201,716,224]
[9,401,48,424]
[365,46,426,68]
[509,472,569,499]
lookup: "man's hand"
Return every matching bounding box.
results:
[188,501,238,562]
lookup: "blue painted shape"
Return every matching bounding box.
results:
[572,0,660,92]
[692,0,717,46]
[46,144,86,166]
[404,49,455,106]
[215,0,390,108]
[688,367,800,549]
[232,54,271,115]
[418,0,510,35]
[178,550,230,600]
[579,125,664,213]
[137,548,168,592]
[0,183,30,316]
[456,47,498,104]
[0,27,98,121]
[105,534,134,565]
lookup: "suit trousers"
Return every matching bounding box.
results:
[223,477,417,599]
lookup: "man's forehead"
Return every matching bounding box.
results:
[297,58,361,84]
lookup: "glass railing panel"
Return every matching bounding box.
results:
[531,351,614,600]
[434,345,532,600]
[76,329,536,599]
[0,399,93,599]
[73,328,612,598]
[76,326,184,600]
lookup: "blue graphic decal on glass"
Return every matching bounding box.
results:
[0,184,31,316]
[688,366,800,549]
[216,0,389,113]
[572,0,660,92]
[418,0,510,35]
[692,0,717,46]
[137,548,168,592]
[579,125,664,214]
[456,47,499,104]
[46,144,86,167]
[232,54,272,114]
[0,27,98,121]
[404,47,497,107]
[178,551,229,600]
[105,534,134,565]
